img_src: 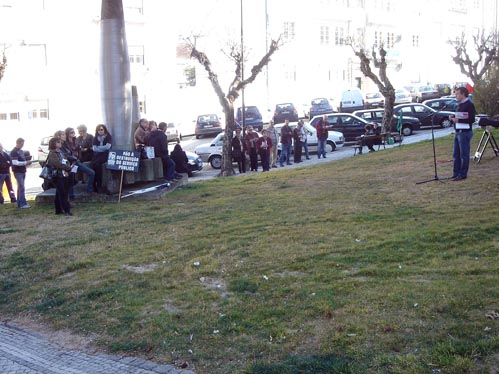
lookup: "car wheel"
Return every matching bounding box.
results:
[195,135,200,139]
[178,134,182,141]
[402,126,412,136]
[440,118,452,128]
[326,141,336,153]
[209,155,222,169]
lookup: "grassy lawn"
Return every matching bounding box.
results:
[1,132,499,373]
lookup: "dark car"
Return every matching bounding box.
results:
[310,113,373,141]
[422,98,458,111]
[309,98,335,119]
[195,114,223,139]
[273,103,299,124]
[353,109,421,136]
[412,85,440,103]
[185,151,203,176]
[393,103,454,128]
[236,106,264,131]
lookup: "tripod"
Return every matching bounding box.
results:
[473,125,499,163]
[416,109,448,185]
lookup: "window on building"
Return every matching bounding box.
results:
[28,110,38,119]
[40,109,48,119]
[283,22,295,41]
[139,101,146,114]
[125,0,143,15]
[386,32,394,48]
[374,31,383,47]
[284,67,296,82]
[129,45,144,65]
[9,112,19,120]
[335,26,344,46]
[412,35,419,47]
[0,113,7,120]
[320,26,330,45]
[473,0,480,8]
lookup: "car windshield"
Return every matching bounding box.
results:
[198,115,218,122]
[276,104,294,111]
[312,98,328,105]
[366,93,381,99]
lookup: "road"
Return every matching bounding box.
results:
[21,126,453,197]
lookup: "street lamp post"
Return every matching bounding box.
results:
[240,0,245,134]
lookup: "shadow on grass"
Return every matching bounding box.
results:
[248,353,352,374]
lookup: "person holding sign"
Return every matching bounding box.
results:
[449,86,475,181]
[91,124,112,192]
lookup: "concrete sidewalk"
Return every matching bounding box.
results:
[0,323,195,374]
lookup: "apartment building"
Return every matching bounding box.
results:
[0,0,496,137]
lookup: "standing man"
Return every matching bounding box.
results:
[244,125,260,172]
[279,119,293,167]
[266,120,279,168]
[449,86,475,181]
[316,115,332,159]
[10,138,32,209]
[293,121,304,163]
[147,122,177,182]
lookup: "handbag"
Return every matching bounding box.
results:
[39,165,54,180]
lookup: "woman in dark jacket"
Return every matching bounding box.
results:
[231,127,246,173]
[91,124,112,192]
[46,137,73,216]
[170,144,189,175]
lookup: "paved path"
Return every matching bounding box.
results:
[0,324,195,374]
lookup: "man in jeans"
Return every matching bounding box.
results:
[449,86,475,181]
[10,138,32,209]
[279,119,293,167]
[316,115,332,159]
[0,143,13,204]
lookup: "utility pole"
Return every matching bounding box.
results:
[240,0,245,134]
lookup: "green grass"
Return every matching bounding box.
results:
[2,133,499,373]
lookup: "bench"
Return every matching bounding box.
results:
[353,132,402,156]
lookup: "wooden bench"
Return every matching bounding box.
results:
[353,132,402,156]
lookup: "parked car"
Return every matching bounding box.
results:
[364,92,384,109]
[393,103,454,128]
[309,113,373,141]
[394,88,413,104]
[194,131,261,169]
[195,114,223,139]
[309,98,335,119]
[166,122,182,142]
[273,103,299,124]
[275,122,344,153]
[422,97,458,111]
[185,151,204,176]
[236,106,264,131]
[38,136,51,166]
[412,85,440,103]
[339,89,365,113]
[353,109,421,136]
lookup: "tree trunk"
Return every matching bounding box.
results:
[219,101,236,177]
[380,88,395,134]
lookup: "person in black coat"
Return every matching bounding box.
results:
[147,122,176,182]
[91,124,112,192]
[231,127,246,173]
[171,143,189,175]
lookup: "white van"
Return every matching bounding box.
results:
[339,89,365,113]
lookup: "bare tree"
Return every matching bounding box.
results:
[189,38,280,176]
[349,41,395,134]
[0,51,6,83]
[451,31,498,86]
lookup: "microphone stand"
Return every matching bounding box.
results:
[416,104,452,185]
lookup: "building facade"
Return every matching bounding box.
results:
[0,0,497,151]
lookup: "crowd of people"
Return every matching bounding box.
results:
[0,118,189,216]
